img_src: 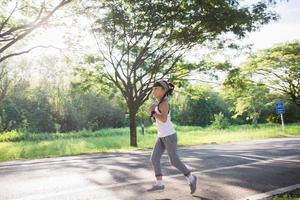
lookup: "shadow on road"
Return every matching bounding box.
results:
[192,195,213,200]
[155,198,171,200]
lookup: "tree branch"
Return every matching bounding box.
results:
[0,0,72,57]
[0,45,62,63]
[0,1,18,33]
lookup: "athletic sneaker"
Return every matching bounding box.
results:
[189,175,197,194]
[147,184,165,192]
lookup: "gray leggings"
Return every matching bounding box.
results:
[150,133,190,177]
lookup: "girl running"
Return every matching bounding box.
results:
[147,79,197,194]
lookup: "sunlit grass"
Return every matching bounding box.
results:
[0,123,299,161]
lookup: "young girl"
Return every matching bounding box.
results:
[147,79,197,194]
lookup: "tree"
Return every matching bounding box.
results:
[0,0,72,63]
[173,84,231,126]
[244,40,300,108]
[79,0,277,146]
[222,68,271,126]
[0,64,9,102]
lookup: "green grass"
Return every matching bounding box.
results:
[0,123,299,162]
[273,189,300,200]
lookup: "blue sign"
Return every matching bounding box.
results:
[275,102,285,114]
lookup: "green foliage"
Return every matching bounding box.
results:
[0,130,21,142]
[243,40,300,108]
[222,41,300,125]
[0,127,130,142]
[222,68,271,126]
[65,90,125,131]
[0,100,23,131]
[0,81,126,133]
[274,189,300,200]
[95,0,277,43]
[172,84,231,126]
[211,112,230,130]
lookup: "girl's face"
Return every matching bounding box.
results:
[152,86,166,100]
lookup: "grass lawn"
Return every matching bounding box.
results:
[0,123,299,162]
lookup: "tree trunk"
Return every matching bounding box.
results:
[291,95,300,109]
[129,108,137,147]
[252,110,259,127]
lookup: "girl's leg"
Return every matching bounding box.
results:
[148,138,166,191]
[150,138,165,179]
[163,134,190,176]
[164,133,197,194]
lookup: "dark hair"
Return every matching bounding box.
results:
[153,80,175,96]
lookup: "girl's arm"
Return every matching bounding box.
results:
[153,101,169,123]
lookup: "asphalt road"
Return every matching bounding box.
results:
[0,137,299,200]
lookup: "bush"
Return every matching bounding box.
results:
[0,130,22,142]
[146,125,157,134]
[172,84,231,126]
[211,112,230,129]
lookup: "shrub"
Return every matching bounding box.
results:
[211,112,230,130]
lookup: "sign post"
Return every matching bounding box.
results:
[275,102,285,131]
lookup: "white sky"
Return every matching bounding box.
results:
[245,0,300,50]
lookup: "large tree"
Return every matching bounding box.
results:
[80,0,277,146]
[0,0,72,63]
[244,40,300,108]
[222,68,270,126]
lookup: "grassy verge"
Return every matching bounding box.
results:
[0,123,299,162]
[265,189,300,200]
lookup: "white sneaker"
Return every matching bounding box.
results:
[147,184,165,192]
[189,175,197,194]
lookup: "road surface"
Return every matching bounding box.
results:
[0,137,299,200]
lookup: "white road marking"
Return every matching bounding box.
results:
[238,154,270,159]
[220,154,263,162]
[172,155,300,177]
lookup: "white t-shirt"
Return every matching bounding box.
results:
[154,105,176,138]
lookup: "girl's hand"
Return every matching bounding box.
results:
[148,104,156,116]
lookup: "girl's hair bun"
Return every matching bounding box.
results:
[167,82,174,96]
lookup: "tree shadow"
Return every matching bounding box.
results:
[155,198,171,200]
[192,195,213,200]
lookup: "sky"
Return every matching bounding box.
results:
[245,0,300,51]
